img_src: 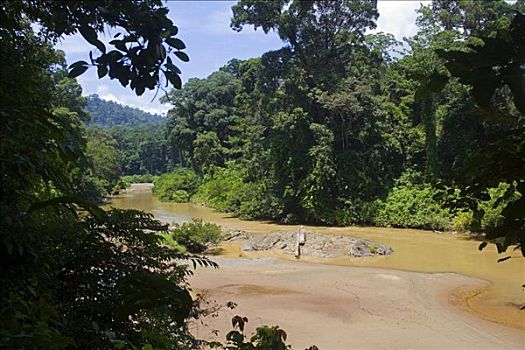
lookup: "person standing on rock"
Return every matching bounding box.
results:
[295,226,306,258]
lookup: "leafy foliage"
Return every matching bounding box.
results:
[121,173,159,186]
[109,124,170,175]
[153,168,199,202]
[419,10,525,257]
[73,126,123,200]
[161,70,240,167]
[0,2,220,348]
[374,172,451,230]
[451,183,521,233]
[6,0,189,95]
[194,164,250,212]
[170,218,223,253]
[225,322,290,350]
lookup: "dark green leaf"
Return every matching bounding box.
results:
[166,57,181,74]
[68,65,89,78]
[78,25,98,44]
[69,60,88,69]
[175,51,189,62]
[136,84,145,96]
[166,37,186,50]
[93,39,106,54]
[78,25,106,53]
[97,64,108,78]
[165,71,182,89]
[110,40,128,52]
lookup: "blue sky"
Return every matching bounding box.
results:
[56,1,426,115]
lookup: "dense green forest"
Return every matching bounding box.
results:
[83,95,169,189]
[0,1,215,348]
[86,94,165,127]
[69,96,170,200]
[148,1,524,238]
[1,0,523,349]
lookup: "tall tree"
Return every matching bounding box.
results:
[162,69,240,170]
[0,2,216,348]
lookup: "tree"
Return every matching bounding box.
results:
[162,69,241,172]
[193,131,226,173]
[3,0,189,95]
[417,0,520,37]
[302,123,337,223]
[0,2,218,348]
[231,0,378,88]
[72,127,123,200]
[419,11,525,258]
[108,124,169,175]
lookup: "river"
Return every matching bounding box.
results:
[107,183,524,330]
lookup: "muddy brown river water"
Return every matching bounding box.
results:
[107,183,524,330]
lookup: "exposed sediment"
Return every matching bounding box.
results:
[224,229,393,258]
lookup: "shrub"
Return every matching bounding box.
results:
[451,182,520,233]
[480,182,520,232]
[171,218,222,253]
[157,232,186,252]
[335,199,382,226]
[373,171,451,230]
[121,173,158,186]
[452,211,473,231]
[195,164,285,220]
[194,164,249,212]
[153,168,199,202]
[76,175,110,202]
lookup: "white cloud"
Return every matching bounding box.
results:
[373,1,429,40]
[96,86,122,103]
[140,105,171,115]
[95,85,170,115]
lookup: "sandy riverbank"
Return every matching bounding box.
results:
[109,184,525,347]
[189,257,524,349]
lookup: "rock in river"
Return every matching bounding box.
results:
[240,231,393,258]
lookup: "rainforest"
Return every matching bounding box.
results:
[1,1,523,349]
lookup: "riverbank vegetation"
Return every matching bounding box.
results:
[145,1,523,238]
[170,219,223,253]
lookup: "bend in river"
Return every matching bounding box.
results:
[107,183,525,330]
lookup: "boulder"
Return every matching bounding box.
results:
[240,231,393,258]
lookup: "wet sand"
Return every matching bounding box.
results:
[189,257,524,349]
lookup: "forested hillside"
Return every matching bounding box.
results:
[86,94,165,127]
